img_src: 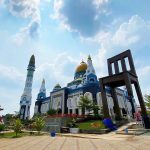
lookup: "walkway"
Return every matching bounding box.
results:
[0,133,150,150]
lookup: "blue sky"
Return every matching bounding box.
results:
[0,0,150,116]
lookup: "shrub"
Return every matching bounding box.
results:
[67,118,78,128]
[34,116,45,134]
[0,124,5,132]
[13,119,23,137]
[47,109,57,115]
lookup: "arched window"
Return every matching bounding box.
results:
[89,78,95,83]
[67,98,72,109]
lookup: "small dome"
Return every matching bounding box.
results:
[54,83,61,88]
[75,61,87,73]
[53,83,61,91]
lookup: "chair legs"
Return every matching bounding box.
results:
[111,88,122,120]
[134,81,150,129]
[100,79,110,118]
[124,74,135,116]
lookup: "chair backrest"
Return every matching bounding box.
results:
[107,50,137,76]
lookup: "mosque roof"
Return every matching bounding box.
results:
[75,61,87,73]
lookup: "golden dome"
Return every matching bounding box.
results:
[75,61,87,73]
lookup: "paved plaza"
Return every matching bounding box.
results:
[0,133,150,150]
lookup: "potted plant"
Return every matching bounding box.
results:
[68,118,79,134]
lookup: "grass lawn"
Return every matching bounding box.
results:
[77,120,106,130]
[0,131,46,138]
[0,132,30,138]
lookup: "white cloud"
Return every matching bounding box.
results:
[137,66,150,95]
[88,15,150,77]
[52,0,110,37]
[0,0,4,4]
[35,53,79,88]
[5,0,41,44]
[6,0,40,19]
[112,15,150,47]
[0,64,24,82]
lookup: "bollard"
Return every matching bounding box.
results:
[125,128,128,134]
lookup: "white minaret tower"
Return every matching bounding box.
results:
[19,55,35,120]
[86,55,96,75]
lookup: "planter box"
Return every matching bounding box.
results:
[70,128,79,134]
[80,129,110,134]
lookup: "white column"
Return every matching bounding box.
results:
[73,109,75,114]
[68,109,70,114]
[79,108,82,115]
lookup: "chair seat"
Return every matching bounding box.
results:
[100,71,137,88]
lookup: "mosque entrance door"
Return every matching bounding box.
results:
[76,109,79,115]
[57,108,62,114]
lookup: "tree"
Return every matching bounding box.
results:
[144,94,150,111]
[78,95,92,115]
[34,116,45,134]
[0,105,3,111]
[13,119,22,137]
[91,102,100,116]
[0,124,5,132]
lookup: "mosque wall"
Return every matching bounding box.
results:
[50,89,66,114]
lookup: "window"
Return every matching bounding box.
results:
[90,78,95,82]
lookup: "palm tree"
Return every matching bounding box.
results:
[34,116,45,135]
[144,94,150,112]
[78,95,92,115]
[13,119,22,137]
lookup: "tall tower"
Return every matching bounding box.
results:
[86,55,96,75]
[19,55,35,120]
[37,79,46,99]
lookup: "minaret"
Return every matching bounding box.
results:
[19,55,35,120]
[37,79,46,99]
[86,55,96,75]
[40,79,46,94]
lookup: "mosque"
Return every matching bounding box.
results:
[34,55,137,119]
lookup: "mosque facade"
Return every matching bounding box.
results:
[34,56,137,118]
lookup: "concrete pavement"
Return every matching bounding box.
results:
[0,133,150,150]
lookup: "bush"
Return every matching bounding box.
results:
[67,118,78,128]
[13,119,23,137]
[47,109,57,115]
[34,116,45,134]
[0,124,5,132]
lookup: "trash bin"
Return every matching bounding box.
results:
[103,118,117,131]
[50,131,56,137]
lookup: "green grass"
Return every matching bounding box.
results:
[0,132,30,138]
[77,120,106,130]
[0,131,46,138]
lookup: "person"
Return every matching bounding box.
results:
[134,111,144,128]
[134,111,142,122]
[0,116,4,124]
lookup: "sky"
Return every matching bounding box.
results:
[0,0,150,116]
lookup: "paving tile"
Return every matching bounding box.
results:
[0,134,150,150]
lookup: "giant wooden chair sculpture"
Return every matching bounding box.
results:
[99,50,150,128]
